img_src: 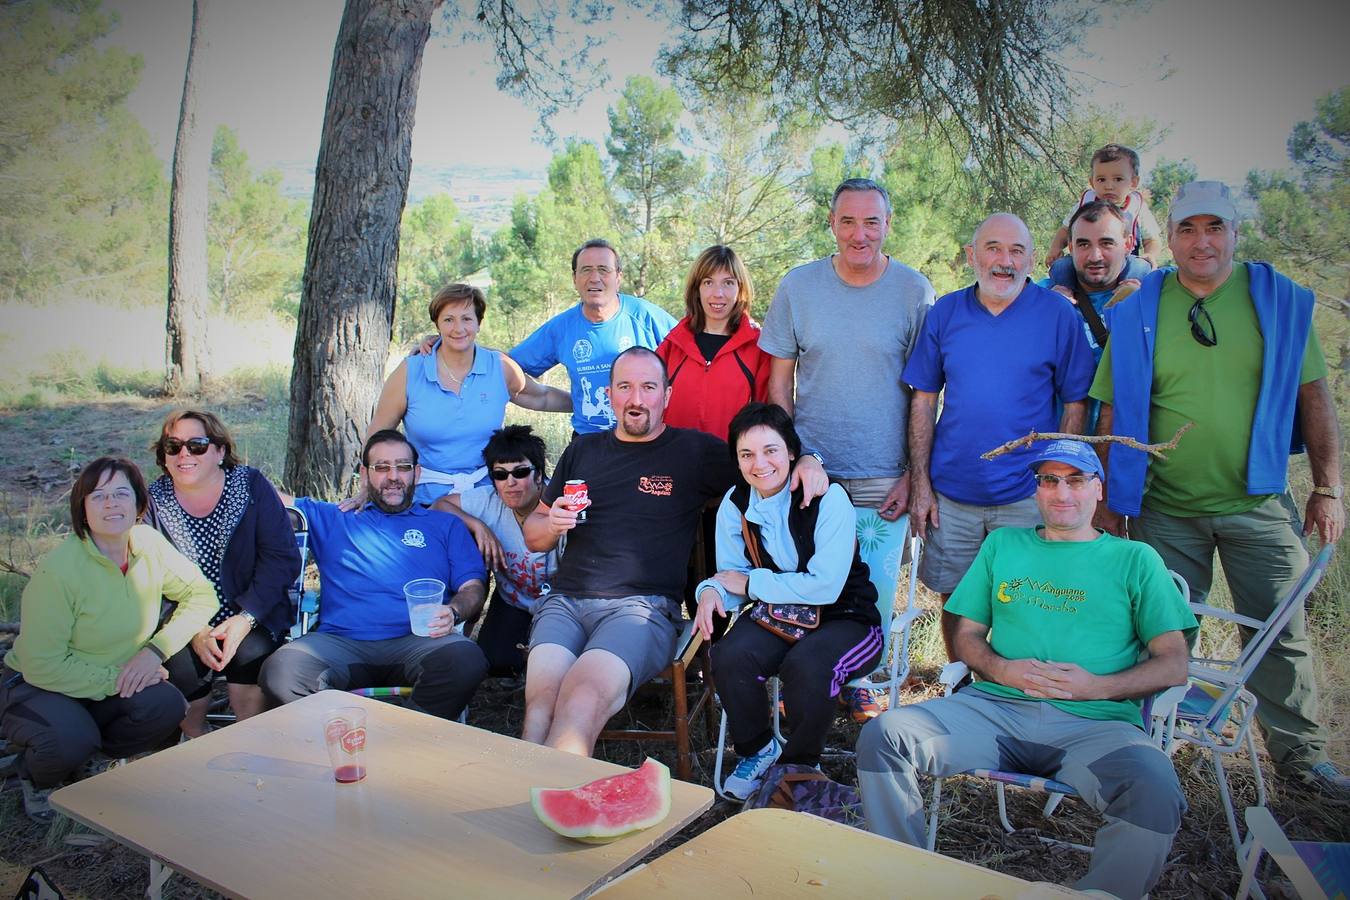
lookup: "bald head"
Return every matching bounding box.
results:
[971,213,1032,248]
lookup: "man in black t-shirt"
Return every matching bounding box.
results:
[521,348,824,758]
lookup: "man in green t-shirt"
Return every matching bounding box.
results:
[1089,180,1346,797]
[858,440,1196,899]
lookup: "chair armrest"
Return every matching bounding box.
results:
[938,661,970,694]
[1189,603,1264,630]
[893,606,926,630]
[1149,683,1189,719]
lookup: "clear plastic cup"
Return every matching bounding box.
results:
[323,706,367,783]
[403,578,445,637]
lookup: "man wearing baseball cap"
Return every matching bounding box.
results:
[1089,180,1346,796]
[858,439,1196,898]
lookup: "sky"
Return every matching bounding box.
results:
[105,0,1349,188]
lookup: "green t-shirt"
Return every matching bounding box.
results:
[945,527,1198,726]
[1090,267,1326,517]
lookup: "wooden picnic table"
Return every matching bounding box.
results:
[51,690,712,899]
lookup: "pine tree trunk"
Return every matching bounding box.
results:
[165,0,212,395]
[284,0,440,499]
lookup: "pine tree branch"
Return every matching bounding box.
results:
[981,423,1194,461]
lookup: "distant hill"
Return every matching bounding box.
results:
[273,162,548,234]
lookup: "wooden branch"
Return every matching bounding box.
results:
[981,423,1194,461]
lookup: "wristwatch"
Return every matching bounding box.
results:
[1312,485,1344,499]
[239,610,258,630]
[807,451,825,466]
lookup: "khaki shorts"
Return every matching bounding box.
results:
[529,594,681,699]
[918,492,1040,594]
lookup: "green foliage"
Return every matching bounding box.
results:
[686,92,820,301]
[1241,87,1349,382]
[0,0,167,303]
[1147,158,1198,218]
[208,126,307,317]
[394,194,483,342]
[606,76,702,308]
[488,140,620,343]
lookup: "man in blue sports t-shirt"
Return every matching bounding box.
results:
[905,213,1096,658]
[511,239,678,437]
[260,430,489,720]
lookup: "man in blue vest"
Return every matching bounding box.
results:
[1090,180,1345,796]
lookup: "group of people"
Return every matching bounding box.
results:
[1,155,1342,898]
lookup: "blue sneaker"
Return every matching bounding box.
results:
[723,739,782,800]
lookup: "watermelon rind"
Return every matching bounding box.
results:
[531,757,673,843]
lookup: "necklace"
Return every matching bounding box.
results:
[437,352,470,387]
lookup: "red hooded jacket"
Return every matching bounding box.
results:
[655,314,772,441]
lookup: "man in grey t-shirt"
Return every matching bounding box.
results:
[760,178,935,519]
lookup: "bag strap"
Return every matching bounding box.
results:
[1072,284,1111,346]
[739,514,764,569]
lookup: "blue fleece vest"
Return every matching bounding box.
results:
[1105,262,1312,517]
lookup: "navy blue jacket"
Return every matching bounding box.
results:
[146,466,301,638]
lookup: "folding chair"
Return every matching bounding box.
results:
[924,570,1192,852]
[712,508,922,799]
[596,512,718,782]
[1162,543,1335,875]
[1236,805,1347,900]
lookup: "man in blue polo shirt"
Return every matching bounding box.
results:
[260,430,489,720]
[905,213,1096,657]
[510,239,677,437]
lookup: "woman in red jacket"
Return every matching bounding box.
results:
[656,245,770,439]
[658,245,771,638]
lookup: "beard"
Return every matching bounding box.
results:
[369,480,415,513]
[619,406,653,438]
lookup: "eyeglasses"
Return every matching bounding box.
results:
[1033,473,1098,490]
[162,437,214,456]
[490,465,534,482]
[368,462,415,474]
[576,265,614,278]
[89,488,135,503]
[1188,298,1217,347]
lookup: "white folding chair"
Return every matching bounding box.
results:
[1161,544,1335,879]
[713,508,923,798]
[1236,805,1345,900]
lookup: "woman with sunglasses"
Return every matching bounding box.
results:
[364,283,571,507]
[1,458,216,821]
[432,425,558,676]
[143,410,301,738]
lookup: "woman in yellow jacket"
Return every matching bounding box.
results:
[0,457,216,821]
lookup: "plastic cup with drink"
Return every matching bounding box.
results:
[404,577,445,636]
[323,706,368,783]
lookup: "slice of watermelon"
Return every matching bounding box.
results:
[531,757,673,843]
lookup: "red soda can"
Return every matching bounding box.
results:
[562,479,590,523]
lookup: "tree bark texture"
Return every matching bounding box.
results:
[285,0,440,498]
[165,0,212,395]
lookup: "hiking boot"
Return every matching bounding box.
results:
[723,739,781,801]
[1299,761,1350,800]
[20,777,55,824]
[839,686,887,723]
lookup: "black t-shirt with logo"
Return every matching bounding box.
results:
[542,427,735,600]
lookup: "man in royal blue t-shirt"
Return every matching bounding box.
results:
[904,213,1096,657]
[260,430,489,720]
[510,239,677,437]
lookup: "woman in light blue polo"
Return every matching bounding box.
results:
[365,283,571,505]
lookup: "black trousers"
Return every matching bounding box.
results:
[0,666,186,788]
[474,591,531,676]
[164,628,282,700]
[711,617,881,766]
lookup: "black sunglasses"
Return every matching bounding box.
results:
[162,437,214,456]
[1188,298,1217,347]
[490,465,534,482]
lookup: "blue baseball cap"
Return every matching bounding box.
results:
[1027,439,1104,478]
